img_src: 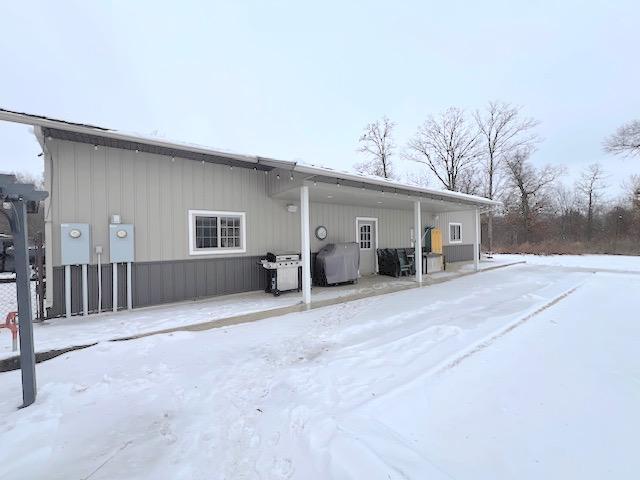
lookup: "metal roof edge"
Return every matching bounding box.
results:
[293,164,501,207]
[0,107,500,207]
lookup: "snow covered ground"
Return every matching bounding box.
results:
[0,259,512,360]
[1,262,638,479]
[494,253,640,272]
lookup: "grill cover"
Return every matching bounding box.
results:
[315,242,360,285]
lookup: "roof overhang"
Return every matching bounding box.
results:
[0,107,501,210]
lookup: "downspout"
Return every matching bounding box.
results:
[35,127,54,312]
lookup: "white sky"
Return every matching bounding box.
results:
[1,0,638,197]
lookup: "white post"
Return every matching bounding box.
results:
[81,264,88,316]
[126,262,132,310]
[474,208,480,272]
[64,265,71,318]
[112,263,118,312]
[97,253,102,314]
[414,200,422,283]
[300,185,311,305]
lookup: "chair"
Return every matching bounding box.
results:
[397,249,414,277]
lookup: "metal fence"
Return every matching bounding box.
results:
[0,232,45,324]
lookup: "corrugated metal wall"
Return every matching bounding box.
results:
[48,256,268,316]
[49,264,128,317]
[425,210,476,246]
[48,138,432,266]
[45,138,480,316]
[310,203,413,252]
[443,244,475,262]
[48,139,299,264]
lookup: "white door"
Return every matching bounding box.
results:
[357,220,376,275]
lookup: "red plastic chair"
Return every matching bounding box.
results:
[1,311,18,352]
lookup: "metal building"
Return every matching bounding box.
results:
[0,108,500,318]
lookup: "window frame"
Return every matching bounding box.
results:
[449,222,462,244]
[188,209,246,255]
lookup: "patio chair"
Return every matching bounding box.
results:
[397,249,414,277]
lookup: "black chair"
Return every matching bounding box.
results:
[397,249,414,277]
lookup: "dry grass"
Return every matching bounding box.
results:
[494,240,640,256]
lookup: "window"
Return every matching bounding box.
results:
[189,210,246,255]
[360,224,372,249]
[449,222,462,243]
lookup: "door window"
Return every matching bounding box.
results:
[359,224,372,249]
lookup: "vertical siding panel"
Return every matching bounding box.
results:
[134,154,148,262]
[76,143,92,224]
[92,146,108,263]
[147,154,161,260]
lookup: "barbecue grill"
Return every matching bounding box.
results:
[260,252,302,296]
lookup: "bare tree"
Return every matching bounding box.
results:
[474,101,539,251]
[504,149,563,243]
[576,163,607,241]
[354,116,395,179]
[604,120,640,157]
[621,174,640,208]
[457,168,482,195]
[405,107,480,191]
[12,171,44,190]
[402,170,430,187]
[553,184,580,241]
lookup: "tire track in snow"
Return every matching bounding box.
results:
[347,278,589,412]
[433,282,584,375]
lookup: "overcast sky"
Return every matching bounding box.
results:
[1,0,638,197]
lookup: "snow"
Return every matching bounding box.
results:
[494,253,640,272]
[0,260,514,361]
[3,262,638,478]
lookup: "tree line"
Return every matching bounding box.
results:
[355,105,640,254]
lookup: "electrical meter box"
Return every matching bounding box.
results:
[60,223,91,265]
[109,224,135,263]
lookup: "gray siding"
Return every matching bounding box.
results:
[49,263,128,317]
[310,203,413,252]
[443,244,476,262]
[45,137,483,314]
[48,138,424,267]
[47,139,299,265]
[424,210,477,261]
[425,210,477,247]
[47,256,268,317]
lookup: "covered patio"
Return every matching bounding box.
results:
[268,164,498,305]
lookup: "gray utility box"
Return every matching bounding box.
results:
[109,224,135,263]
[60,223,91,265]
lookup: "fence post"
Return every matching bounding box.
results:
[10,200,37,407]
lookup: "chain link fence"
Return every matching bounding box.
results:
[0,232,45,333]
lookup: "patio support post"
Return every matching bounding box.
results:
[474,207,480,272]
[414,200,422,283]
[300,185,311,304]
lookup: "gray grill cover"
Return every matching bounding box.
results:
[315,242,360,285]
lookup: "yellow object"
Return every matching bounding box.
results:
[431,228,443,254]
